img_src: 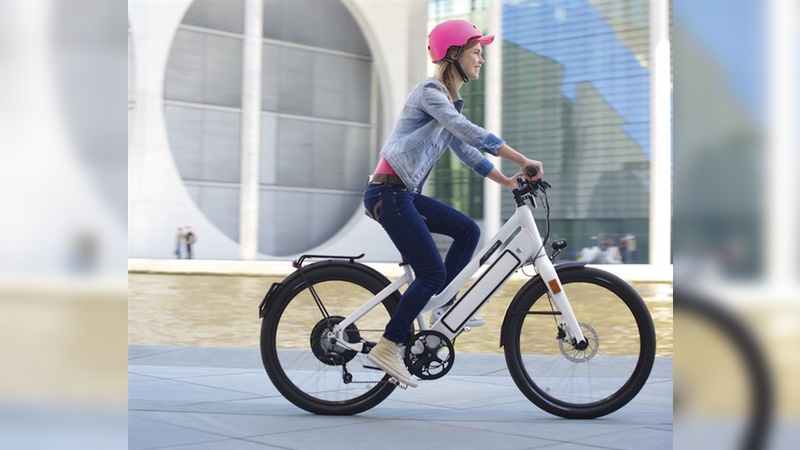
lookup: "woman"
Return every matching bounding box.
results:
[364,19,543,387]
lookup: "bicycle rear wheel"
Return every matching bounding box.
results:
[504,267,656,419]
[260,261,402,415]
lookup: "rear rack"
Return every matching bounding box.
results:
[292,253,366,268]
[260,253,367,319]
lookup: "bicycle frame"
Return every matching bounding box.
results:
[332,193,587,349]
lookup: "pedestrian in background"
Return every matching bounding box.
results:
[623,234,637,263]
[185,226,196,259]
[175,227,184,259]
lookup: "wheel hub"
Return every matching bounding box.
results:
[558,322,599,363]
[310,316,360,366]
[405,330,455,380]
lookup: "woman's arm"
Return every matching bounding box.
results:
[451,138,543,190]
[487,144,543,189]
[497,144,543,178]
[486,167,518,190]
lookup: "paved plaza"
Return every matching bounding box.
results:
[129,345,672,449]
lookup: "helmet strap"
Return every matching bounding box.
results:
[441,45,469,83]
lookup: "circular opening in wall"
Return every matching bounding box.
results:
[164,0,376,256]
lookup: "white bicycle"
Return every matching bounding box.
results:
[259,169,656,419]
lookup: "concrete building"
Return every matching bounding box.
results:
[129,0,671,265]
[130,0,429,261]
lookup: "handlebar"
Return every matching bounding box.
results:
[516,166,550,191]
[514,166,550,207]
[515,177,550,192]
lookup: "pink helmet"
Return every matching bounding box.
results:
[428,19,495,63]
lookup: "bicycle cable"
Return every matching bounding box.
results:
[537,186,552,260]
[536,188,562,329]
[521,181,552,277]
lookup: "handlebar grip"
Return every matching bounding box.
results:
[525,165,539,177]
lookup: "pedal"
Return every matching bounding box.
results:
[363,365,412,388]
[388,377,409,390]
[462,326,471,332]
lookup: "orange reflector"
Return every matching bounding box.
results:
[548,279,561,294]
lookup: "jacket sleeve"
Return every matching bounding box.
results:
[449,136,495,177]
[418,82,505,156]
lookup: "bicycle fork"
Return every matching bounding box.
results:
[533,252,588,349]
[511,201,588,349]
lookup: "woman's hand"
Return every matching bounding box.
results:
[488,168,520,190]
[504,173,522,190]
[496,144,543,182]
[520,159,543,181]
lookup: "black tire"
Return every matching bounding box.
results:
[673,290,771,450]
[260,261,402,415]
[503,267,656,419]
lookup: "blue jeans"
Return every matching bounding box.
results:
[363,182,480,344]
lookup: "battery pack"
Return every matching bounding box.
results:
[440,249,521,334]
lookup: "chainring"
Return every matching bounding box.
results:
[404,330,455,380]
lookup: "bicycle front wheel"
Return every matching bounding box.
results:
[504,267,656,419]
[260,261,402,415]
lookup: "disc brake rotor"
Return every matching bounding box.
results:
[559,322,599,363]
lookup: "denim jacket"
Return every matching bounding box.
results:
[380,77,505,192]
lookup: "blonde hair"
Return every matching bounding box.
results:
[434,39,480,103]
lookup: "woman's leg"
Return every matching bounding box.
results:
[364,184,446,344]
[412,194,481,296]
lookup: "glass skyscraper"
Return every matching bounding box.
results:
[428,0,663,263]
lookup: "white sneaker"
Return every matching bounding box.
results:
[367,338,418,388]
[429,306,485,328]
